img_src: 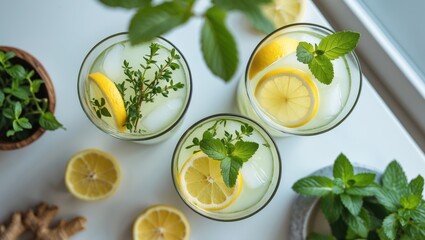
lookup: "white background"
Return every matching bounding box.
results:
[0,0,424,239]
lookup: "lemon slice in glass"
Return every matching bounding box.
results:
[261,0,305,28]
[65,149,122,201]
[178,152,242,211]
[89,72,127,131]
[255,68,318,128]
[133,205,190,240]
[249,37,299,79]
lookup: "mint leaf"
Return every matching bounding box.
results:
[17,118,32,129]
[409,175,424,197]
[346,184,378,197]
[221,156,243,187]
[200,138,227,160]
[0,90,4,107]
[375,187,399,212]
[333,153,354,181]
[296,42,314,64]
[405,223,425,238]
[342,209,369,238]
[201,6,238,81]
[39,112,63,130]
[382,160,408,194]
[341,193,363,216]
[129,2,190,44]
[320,193,342,223]
[332,178,344,194]
[351,173,376,187]
[400,195,421,210]
[2,108,14,119]
[6,64,26,80]
[308,55,334,85]
[382,213,398,240]
[30,79,44,93]
[99,0,151,9]
[411,202,425,221]
[307,233,336,240]
[14,102,22,117]
[238,5,274,34]
[292,176,334,196]
[318,31,360,60]
[231,141,259,162]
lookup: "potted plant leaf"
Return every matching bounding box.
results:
[0,46,63,150]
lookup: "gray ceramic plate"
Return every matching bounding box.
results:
[289,165,381,240]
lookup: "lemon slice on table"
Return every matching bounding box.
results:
[178,152,242,211]
[65,149,122,201]
[133,205,190,240]
[89,72,127,131]
[249,37,299,79]
[261,0,305,28]
[255,68,318,128]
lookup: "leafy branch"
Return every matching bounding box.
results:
[99,0,275,82]
[115,43,184,133]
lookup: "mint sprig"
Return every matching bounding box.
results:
[186,120,259,188]
[296,31,360,85]
[292,154,425,239]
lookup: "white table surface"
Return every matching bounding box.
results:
[0,1,424,239]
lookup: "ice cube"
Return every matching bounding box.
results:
[240,156,268,189]
[319,82,343,118]
[102,43,124,80]
[141,98,184,133]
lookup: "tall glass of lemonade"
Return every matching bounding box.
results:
[78,33,192,143]
[237,23,362,137]
[172,114,281,221]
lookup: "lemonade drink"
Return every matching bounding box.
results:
[237,24,362,136]
[172,114,281,221]
[78,33,191,143]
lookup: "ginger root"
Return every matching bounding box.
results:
[0,202,86,240]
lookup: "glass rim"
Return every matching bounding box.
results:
[244,23,363,136]
[77,32,193,141]
[171,113,282,221]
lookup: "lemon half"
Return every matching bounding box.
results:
[89,72,127,131]
[65,148,122,201]
[262,0,305,28]
[178,152,242,211]
[133,205,190,240]
[255,68,318,128]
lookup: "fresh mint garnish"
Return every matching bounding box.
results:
[186,120,259,188]
[292,154,425,239]
[296,31,360,85]
[116,43,184,133]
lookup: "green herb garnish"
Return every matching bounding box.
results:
[91,97,111,119]
[186,120,259,188]
[115,43,184,133]
[0,51,63,140]
[296,31,360,85]
[293,153,425,240]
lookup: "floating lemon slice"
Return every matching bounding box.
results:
[261,0,305,28]
[255,68,318,128]
[178,152,242,211]
[249,37,299,79]
[89,72,127,131]
[65,149,122,201]
[133,205,190,240]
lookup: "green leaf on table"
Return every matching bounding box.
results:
[99,0,151,9]
[409,175,424,197]
[39,112,63,130]
[351,173,376,187]
[17,117,32,129]
[200,138,227,160]
[321,193,342,223]
[342,209,370,238]
[296,42,314,64]
[400,195,421,210]
[292,176,334,196]
[382,213,399,240]
[333,153,354,181]
[307,233,336,240]
[201,6,238,81]
[129,1,191,44]
[382,160,408,194]
[318,31,360,60]
[308,55,334,85]
[230,141,259,162]
[341,193,363,216]
[6,64,26,80]
[220,156,243,188]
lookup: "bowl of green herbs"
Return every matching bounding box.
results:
[0,46,63,150]
[291,154,425,240]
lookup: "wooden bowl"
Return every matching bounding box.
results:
[0,46,56,150]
